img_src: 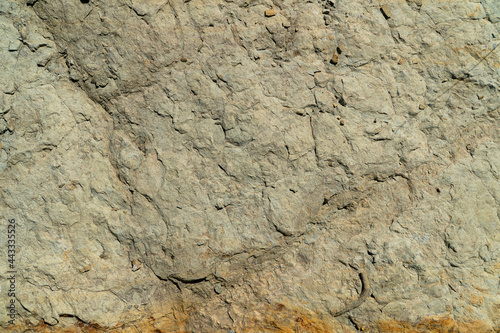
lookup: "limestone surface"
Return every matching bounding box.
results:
[0,0,499,332]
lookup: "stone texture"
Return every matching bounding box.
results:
[0,0,499,331]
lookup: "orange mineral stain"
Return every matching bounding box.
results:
[4,307,497,332]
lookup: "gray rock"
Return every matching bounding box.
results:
[0,0,498,331]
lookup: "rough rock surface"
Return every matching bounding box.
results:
[0,0,499,331]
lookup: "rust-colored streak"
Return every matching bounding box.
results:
[377,316,497,333]
[3,311,497,332]
[256,303,335,333]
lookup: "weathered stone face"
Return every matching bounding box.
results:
[0,0,499,331]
